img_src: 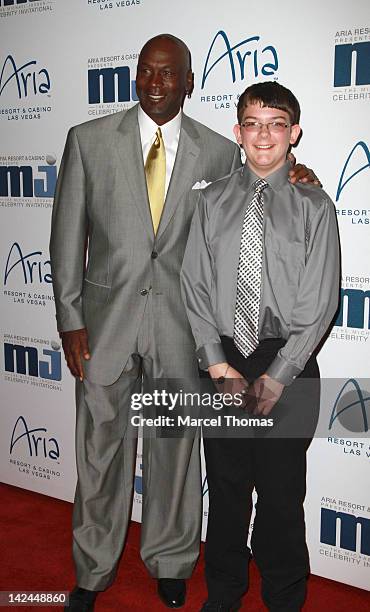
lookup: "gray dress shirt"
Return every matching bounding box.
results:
[180,161,340,385]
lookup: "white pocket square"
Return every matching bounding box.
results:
[192,180,211,190]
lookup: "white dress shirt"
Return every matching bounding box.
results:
[138,106,181,197]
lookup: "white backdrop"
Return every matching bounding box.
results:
[1,0,369,591]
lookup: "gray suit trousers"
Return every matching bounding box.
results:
[72,298,201,590]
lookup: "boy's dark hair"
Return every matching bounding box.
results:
[237,81,301,125]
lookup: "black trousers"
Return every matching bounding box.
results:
[203,338,320,611]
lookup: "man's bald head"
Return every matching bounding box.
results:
[139,34,192,72]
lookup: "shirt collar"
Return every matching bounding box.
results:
[138,105,182,148]
[241,159,292,193]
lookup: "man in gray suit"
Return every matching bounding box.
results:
[50,34,316,611]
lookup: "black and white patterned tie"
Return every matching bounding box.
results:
[234,178,268,358]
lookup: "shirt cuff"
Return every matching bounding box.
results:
[196,342,227,370]
[265,353,303,386]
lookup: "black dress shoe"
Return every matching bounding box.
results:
[200,600,241,611]
[157,578,186,608]
[64,587,98,611]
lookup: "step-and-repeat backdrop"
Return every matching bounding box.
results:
[1,0,369,591]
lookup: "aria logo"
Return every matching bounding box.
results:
[336,141,370,202]
[201,30,278,89]
[328,379,370,434]
[10,415,59,461]
[202,475,208,498]
[0,54,51,100]
[4,242,52,286]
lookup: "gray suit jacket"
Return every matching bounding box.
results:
[50,104,241,385]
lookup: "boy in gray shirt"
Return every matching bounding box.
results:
[181,82,340,611]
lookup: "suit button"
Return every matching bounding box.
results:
[140,289,148,296]
[151,251,158,259]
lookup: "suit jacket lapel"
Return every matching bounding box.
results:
[114,104,154,240]
[156,114,201,241]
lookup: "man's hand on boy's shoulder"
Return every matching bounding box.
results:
[244,374,285,417]
[287,153,322,186]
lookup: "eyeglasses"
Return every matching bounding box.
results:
[240,121,291,133]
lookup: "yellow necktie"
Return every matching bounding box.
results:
[145,128,166,234]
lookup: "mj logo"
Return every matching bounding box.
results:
[4,343,61,381]
[134,463,142,495]
[334,41,370,87]
[0,162,57,198]
[1,1,41,5]
[335,287,370,330]
[321,508,370,555]
[88,66,138,104]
